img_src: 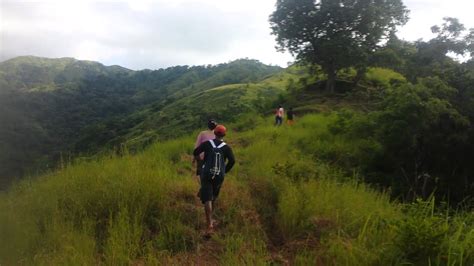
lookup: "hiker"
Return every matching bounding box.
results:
[193,125,235,236]
[275,105,284,126]
[287,107,295,125]
[193,119,218,184]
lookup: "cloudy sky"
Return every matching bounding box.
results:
[1,0,473,70]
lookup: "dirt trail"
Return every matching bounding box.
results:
[180,140,322,265]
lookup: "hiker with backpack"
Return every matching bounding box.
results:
[193,125,235,236]
[275,105,284,126]
[193,119,218,184]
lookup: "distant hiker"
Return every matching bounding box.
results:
[275,105,284,126]
[193,119,218,184]
[193,125,235,236]
[287,107,295,125]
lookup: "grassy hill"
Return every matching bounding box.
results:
[2,54,474,264]
[1,113,473,265]
[0,56,132,91]
[74,65,305,153]
[0,57,282,187]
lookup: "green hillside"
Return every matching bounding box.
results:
[74,65,304,153]
[0,57,282,187]
[1,113,473,265]
[0,56,132,91]
[1,63,474,264]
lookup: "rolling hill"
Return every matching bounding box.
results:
[1,112,473,265]
[1,54,474,264]
[0,56,282,187]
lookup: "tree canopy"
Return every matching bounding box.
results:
[270,0,409,92]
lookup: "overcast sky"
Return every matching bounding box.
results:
[1,0,473,70]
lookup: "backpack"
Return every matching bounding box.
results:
[202,140,227,180]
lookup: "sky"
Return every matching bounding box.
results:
[1,0,473,70]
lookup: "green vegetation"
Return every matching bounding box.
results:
[2,2,474,263]
[0,57,281,187]
[270,0,409,92]
[272,16,474,204]
[1,114,473,265]
[72,61,298,155]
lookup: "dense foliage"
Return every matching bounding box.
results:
[326,76,474,203]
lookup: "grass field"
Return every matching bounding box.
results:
[1,113,473,265]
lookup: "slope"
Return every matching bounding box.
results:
[0,57,282,187]
[74,65,304,153]
[1,113,472,265]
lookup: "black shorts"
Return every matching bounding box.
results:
[196,160,204,176]
[199,175,224,204]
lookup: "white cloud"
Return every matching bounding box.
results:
[1,0,473,70]
[399,0,474,41]
[0,0,289,69]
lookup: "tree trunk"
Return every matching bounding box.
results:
[325,67,336,93]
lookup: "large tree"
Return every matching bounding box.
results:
[270,0,409,92]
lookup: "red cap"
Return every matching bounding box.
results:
[214,125,227,136]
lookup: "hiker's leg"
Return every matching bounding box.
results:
[212,199,217,210]
[211,177,223,216]
[204,201,213,229]
[213,177,224,200]
[200,177,214,229]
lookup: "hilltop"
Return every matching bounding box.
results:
[0,55,132,91]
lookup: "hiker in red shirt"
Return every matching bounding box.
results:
[275,105,284,126]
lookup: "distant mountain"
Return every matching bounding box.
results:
[0,56,133,91]
[0,56,283,187]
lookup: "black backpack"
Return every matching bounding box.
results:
[202,140,227,180]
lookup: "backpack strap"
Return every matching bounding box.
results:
[209,140,226,149]
[209,139,216,148]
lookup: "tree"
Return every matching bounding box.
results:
[421,17,474,65]
[270,0,409,92]
[430,17,474,56]
[373,78,471,201]
[370,32,417,73]
[394,18,474,82]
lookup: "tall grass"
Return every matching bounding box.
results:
[1,113,473,265]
